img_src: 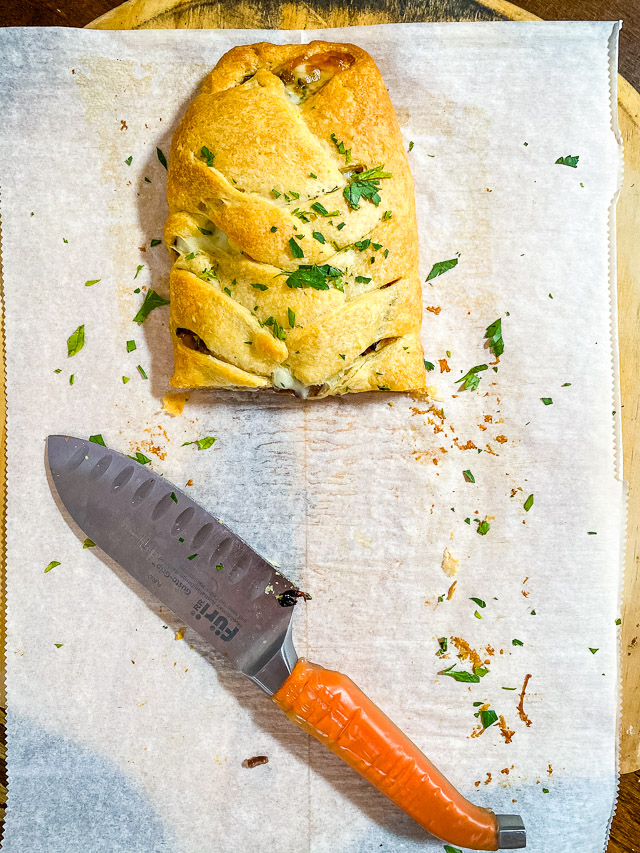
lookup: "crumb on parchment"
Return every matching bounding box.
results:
[175,627,186,641]
[163,393,189,416]
[441,547,459,577]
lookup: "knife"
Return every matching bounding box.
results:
[46,435,526,851]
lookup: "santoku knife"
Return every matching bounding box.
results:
[46,435,526,851]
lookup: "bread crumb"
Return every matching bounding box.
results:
[175,627,186,641]
[441,547,459,577]
[163,393,189,416]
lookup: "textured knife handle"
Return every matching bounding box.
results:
[273,659,499,851]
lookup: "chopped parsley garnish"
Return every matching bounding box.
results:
[264,316,287,340]
[476,520,490,536]
[285,263,342,291]
[311,202,338,217]
[126,340,136,352]
[616,618,622,625]
[89,434,105,446]
[330,132,351,163]
[63,238,68,243]
[182,436,217,450]
[485,318,503,357]
[128,451,151,465]
[287,307,295,328]
[200,145,215,167]
[44,560,61,573]
[377,385,390,391]
[122,376,130,384]
[512,639,524,646]
[312,231,326,244]
[440,666,480,684]
[84,279,101,287]
[589,647,599,654]
[463,470,475,483]
[344,165,391,210]
[337,222,346,230]
[562,382,572,387]
[339,353,346,360]
[133,289,170,324]
[408,141,414,151]
[83,538,95,548]
[187,554,197,561]
[444,847,463,853]
[354,239,371,251]
[137,364,148,379]
[69,374,74,386]
[470,597,486,608]
[134,264,144,279]
[457,364,488,391]
[54,643,64,648]
[196,268,218,282]
[250,282,268,291]
[436,637,448,656]
[555,155,579,168]
[156,147,167,169]
[474,666,489,678]
[223,287,231,296]
[67,325,85,357]
[185,252,197,260]
[216,563,223,571]
[288,190,300,200]
[270,226,278,233]
[541,397,553,405]
[289,237,304,258]
[150,239,162,247]
[480,709,498,729]
[355,276,371,283]
[309,172,317,179]
[424,360,435,371]
[170,492,178,503]
[271,189,281,198]
[54,368,62,374]
[426,258,458,281]
[474,610,482,619]
[144,177,151,183]
[383,210,392,220]
[524,494,534,512]
[125,156,132,166]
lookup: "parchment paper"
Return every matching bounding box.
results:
[0,22,624,853]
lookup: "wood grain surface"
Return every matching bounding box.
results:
[0,0,638,848]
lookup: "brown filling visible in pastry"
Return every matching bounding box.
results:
[276,51,355,100]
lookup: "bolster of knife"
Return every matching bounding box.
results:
[272,659,500,851]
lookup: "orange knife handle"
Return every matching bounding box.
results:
[273,659,500,851]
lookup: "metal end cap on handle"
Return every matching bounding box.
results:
[496,814,526,849]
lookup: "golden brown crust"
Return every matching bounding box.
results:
[165,41,426,397]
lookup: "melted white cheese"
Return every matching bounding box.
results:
[272,367,311,398]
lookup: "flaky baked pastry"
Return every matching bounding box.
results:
[164,41,426,398]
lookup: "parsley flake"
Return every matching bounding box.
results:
[541,397,553,405]
[512,639,524,646]
[485,318,503,357]
[270,226,278,233]
[480,709,498,729]
[424,360,435,371]
[182,436,217,450]
[440,667,480,684]
[137,365,148,380]
[128,451,151,465]
[250,282,268,291]
[426,258,458,281]
[524,494,534,512]
[288,307,295,328]
[216,563,223,571]
[122,376,130,384]
[589,647,599,654]
[150,239,162,247]
[200,145,215,167]
[125,156,132,166]
[463,470,475,483]
[343,165,391,210]
[312,231,326,244]
[330,132,351,163]
[408,141,414,151]
[89,434,105,446]
[470,597,486,608]
[555,155,579,168]
[126,340,136,353]
[156,147,167,169]
[285,263,342,291]
[355,275,371,283]
[476,520,490,536]
[289,237,304,259]
[44,560,61,573]
[457,364,488,391]
[83,538,96,548]
[67,325,85,357]
[133,289,170,324]
[84,279,101,287]
[134,264,144,279]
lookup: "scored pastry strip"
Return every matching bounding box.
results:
[164,41,426,398]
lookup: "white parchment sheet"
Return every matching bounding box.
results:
[0,22,624,853]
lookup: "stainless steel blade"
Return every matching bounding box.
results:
[46,435,298,694]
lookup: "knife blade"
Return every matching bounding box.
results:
[46,435,526,851]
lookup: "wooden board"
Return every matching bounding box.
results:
[85,0,640,776]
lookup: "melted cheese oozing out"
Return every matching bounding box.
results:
[272,367,311,398]
[175,226,236,257]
